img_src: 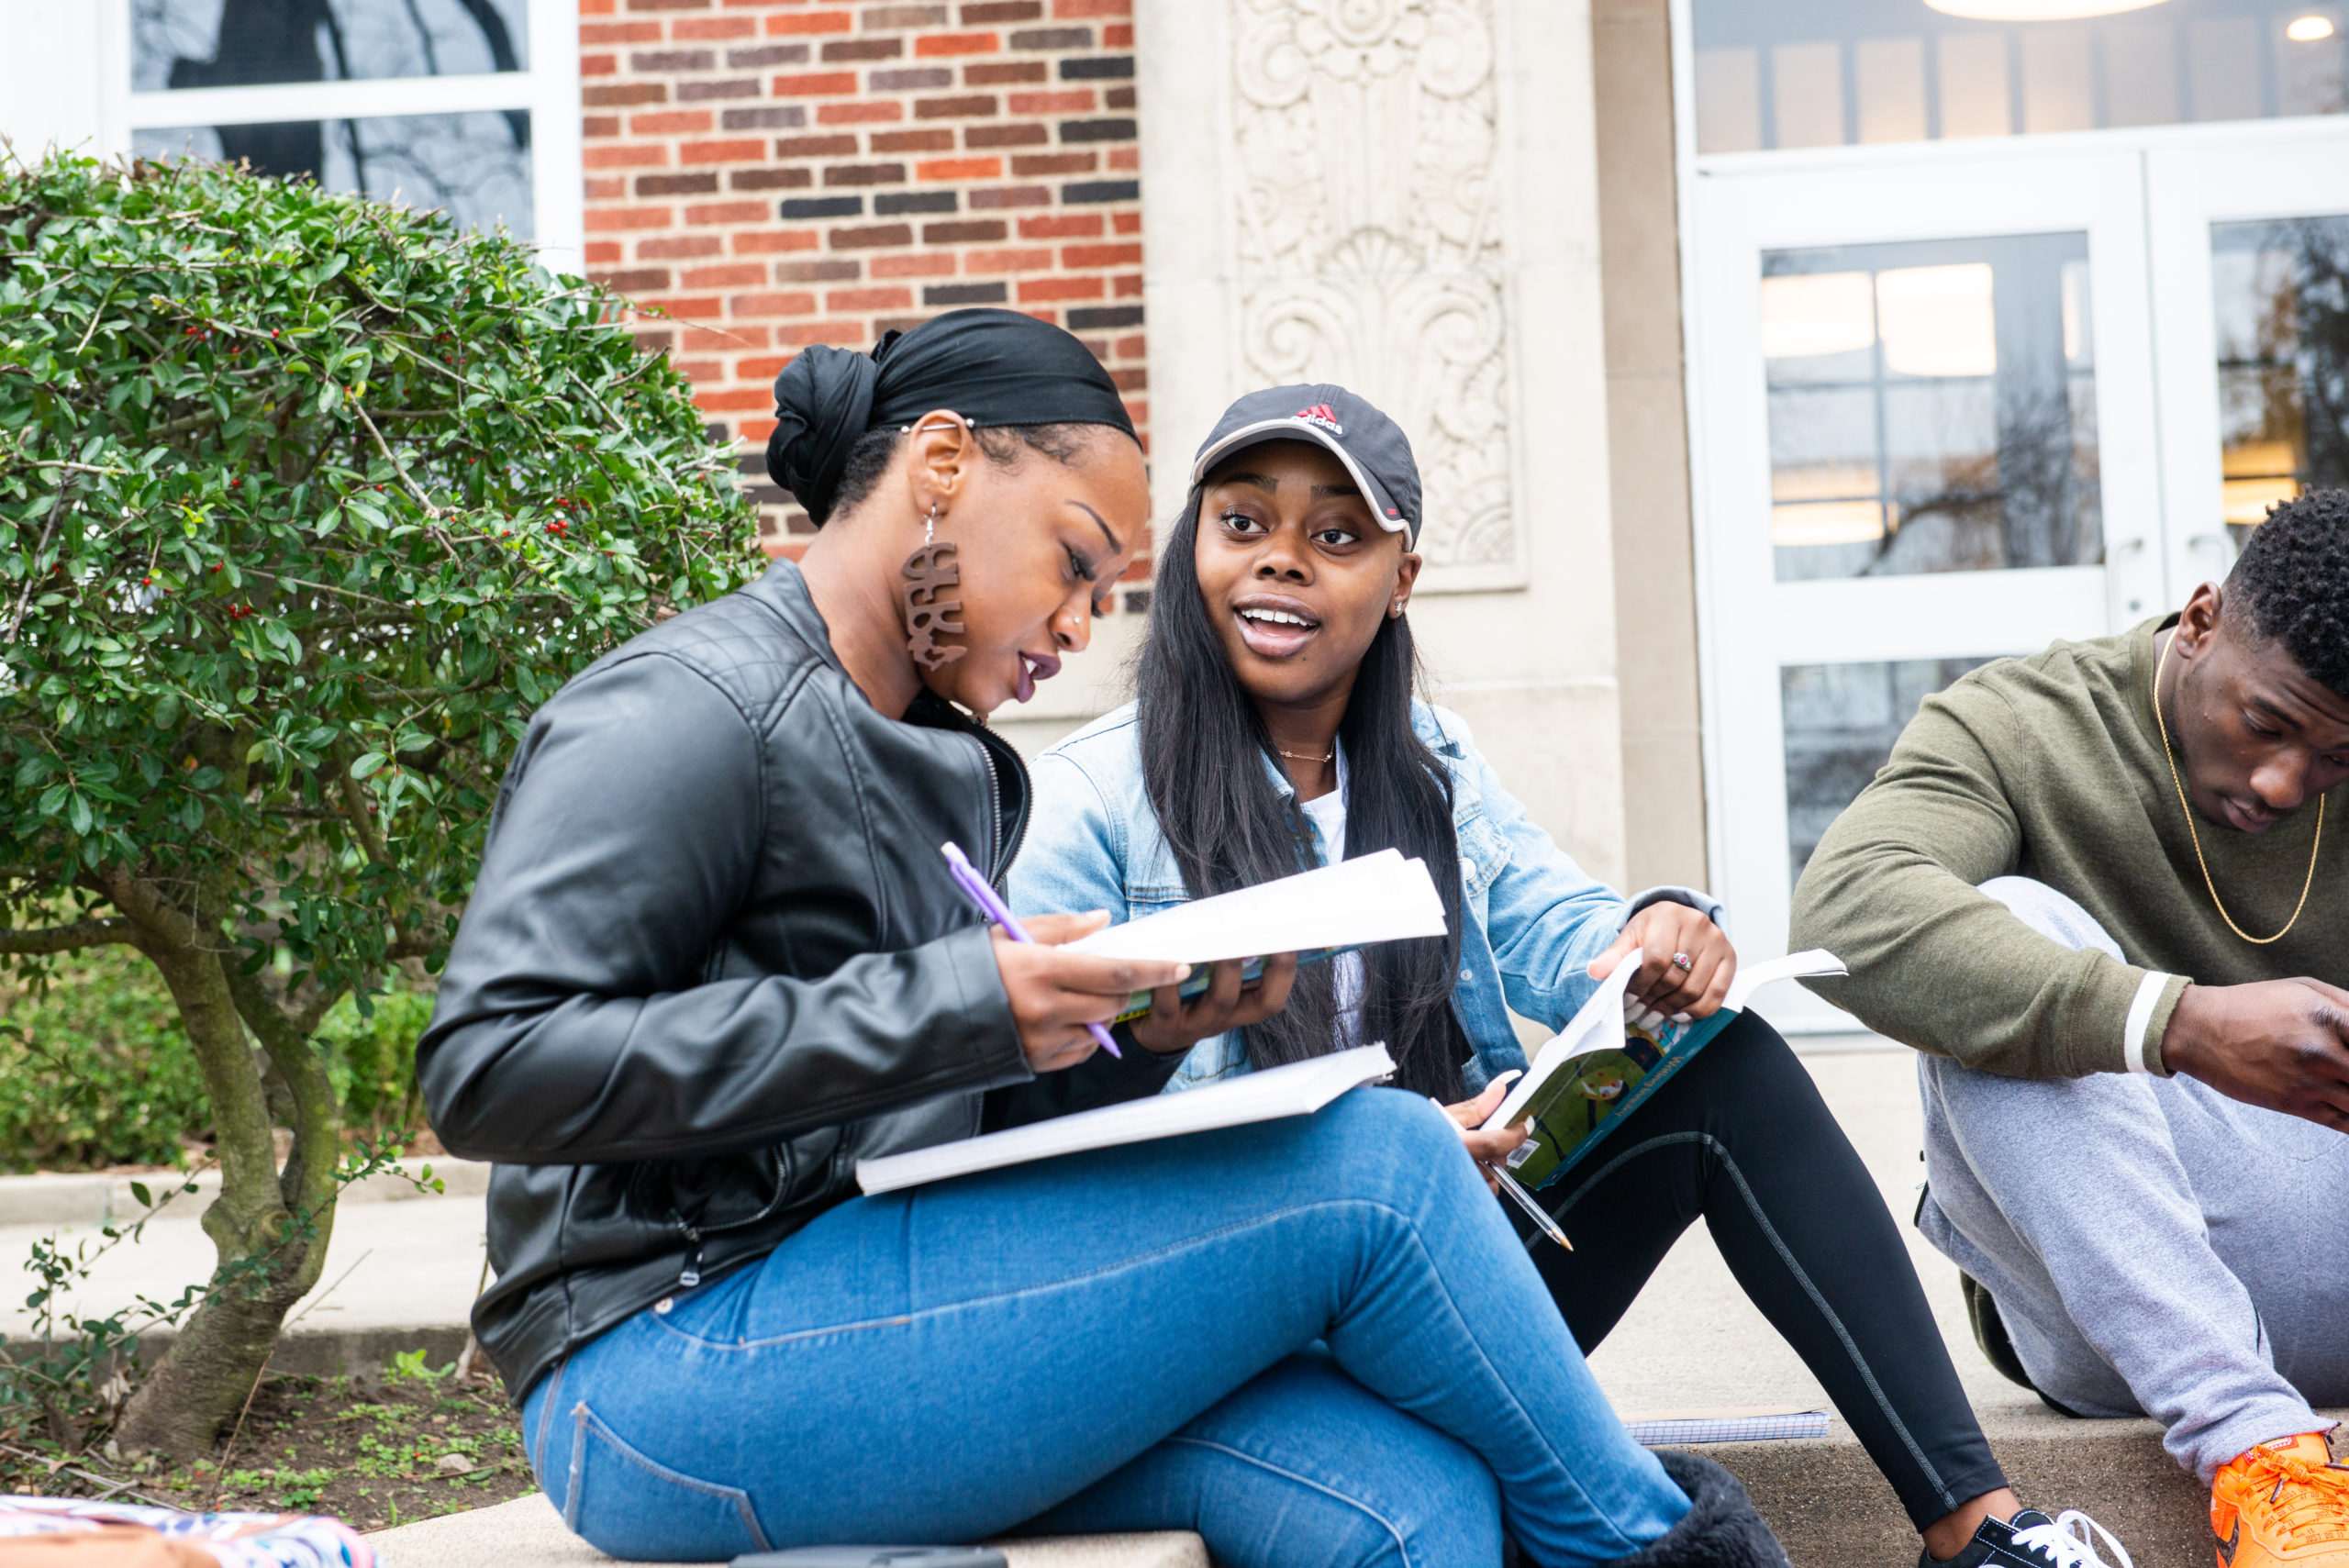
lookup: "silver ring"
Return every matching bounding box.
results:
[1670,951,1693,973]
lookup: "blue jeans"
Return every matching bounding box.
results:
[520,1089,1688,1567]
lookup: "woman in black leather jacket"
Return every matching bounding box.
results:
[418,310,1785,1568]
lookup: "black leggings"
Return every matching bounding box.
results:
[1508,1012,2008,1532]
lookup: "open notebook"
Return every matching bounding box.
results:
[856,1044,1397,1195]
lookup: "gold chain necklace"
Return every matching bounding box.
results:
[1275,747,1333,764]
[2152,636,2323,944]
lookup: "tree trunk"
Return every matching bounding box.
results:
[110,929,337,1457]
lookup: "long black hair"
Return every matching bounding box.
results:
[1135,496,1473,1101]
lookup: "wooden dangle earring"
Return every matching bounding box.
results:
[902,503,966,670]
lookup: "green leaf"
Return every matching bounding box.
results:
[128,1182,151,1208]
[351,751,387,779]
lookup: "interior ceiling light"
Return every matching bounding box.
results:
[1924,0,2170,18]
[2287,15,2337,40]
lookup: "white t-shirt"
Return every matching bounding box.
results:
[1296,745,1367,1049]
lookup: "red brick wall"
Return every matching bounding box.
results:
[577,0,1146,562]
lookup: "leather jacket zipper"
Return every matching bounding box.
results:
[664,1143,794,1291]
[971,727,1031,883]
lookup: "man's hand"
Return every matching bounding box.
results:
[1586,902,1737,1031]
[1437,1074,1531,1193]
[2161,978,2349,1129]
[1127,951,1300,1057]
[995,912,1188,1073]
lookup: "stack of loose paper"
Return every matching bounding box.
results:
[1619,1408,1831,1445]
[856,1043,1397,1195]
[1061,848,1447,964]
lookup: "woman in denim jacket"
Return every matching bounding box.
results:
[1009,385,2121,1568]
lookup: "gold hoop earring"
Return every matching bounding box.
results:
[902,503,966,671]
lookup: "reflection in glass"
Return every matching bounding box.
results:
[1763,234,2102,581]
[133,0,528,94]
[1781,657,1995,886]
[2210,216,2349,545]
[135,114,533,240]
[1693,0,2346,154]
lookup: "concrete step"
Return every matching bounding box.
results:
[1694,1407,2206,1568]
[1588,1050,2343,1568]
[364,1493,1207,1568]
[10,1051,2329,1567]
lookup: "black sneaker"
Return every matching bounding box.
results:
[1921,1509,2134,1568]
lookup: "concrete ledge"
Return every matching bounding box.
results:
[357,1410,2349,1568]
[1698,1405,2346,1568]
[364,1494,1208,1568]
[0,1159,491,1229]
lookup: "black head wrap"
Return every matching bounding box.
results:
[765,308,1137,528]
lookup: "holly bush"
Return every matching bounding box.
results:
[0,149,758,1451]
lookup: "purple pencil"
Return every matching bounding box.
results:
[940,841,1121,1059]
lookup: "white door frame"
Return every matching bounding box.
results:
[1683,143,2169,1029]
[0,0,582,277]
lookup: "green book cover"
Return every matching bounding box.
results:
[1487,949,1847,1192]
[1499,1008,1737,1190]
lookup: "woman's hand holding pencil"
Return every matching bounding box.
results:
[1434,1075,1575,1251]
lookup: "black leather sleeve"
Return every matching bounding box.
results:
[417,653,1030,1165]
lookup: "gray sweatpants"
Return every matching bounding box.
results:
[1914,876,2349,1483]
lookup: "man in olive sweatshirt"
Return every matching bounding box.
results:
[1792,492,2349,1568]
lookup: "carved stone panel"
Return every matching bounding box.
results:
[1228,0,1521,584]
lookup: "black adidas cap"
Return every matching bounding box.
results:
[1186,384,1422,546]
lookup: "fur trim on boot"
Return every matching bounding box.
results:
[1602,1449,1791,1568]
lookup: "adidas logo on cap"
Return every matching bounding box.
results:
[1295,404,1343,436]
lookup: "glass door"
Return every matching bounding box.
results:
[1687,147,2166,1030]
[2148,123,2349,596]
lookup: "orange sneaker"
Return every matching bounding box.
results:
[2212,1433,2349,1568]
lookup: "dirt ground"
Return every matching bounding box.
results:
[0,1361,533,1531]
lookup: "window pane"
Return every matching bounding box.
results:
[133,0,529,93]
[1693,1,2346,154]
[1781,658,1995,887]
[134,112,533,240]
[1762,233,2103,581]
[2210,215,2349,544]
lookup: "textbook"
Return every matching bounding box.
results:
[854,1043,1397,1195]
[1056,850,1450,1026]
[1481,948,1847,1191]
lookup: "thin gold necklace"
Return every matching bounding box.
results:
[1275,747,1333,764]
[2152,636,2323,944]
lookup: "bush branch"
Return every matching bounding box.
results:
[0,917,141,954]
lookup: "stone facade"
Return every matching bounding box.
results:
[1225,0,1521,589]
[1137,0,1631,884]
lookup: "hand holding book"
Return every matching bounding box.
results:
[1125,949,1301,1056]
[1586,899,1739,1033]
[1483,947,1849,1193]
